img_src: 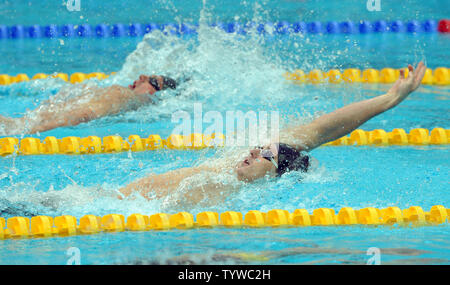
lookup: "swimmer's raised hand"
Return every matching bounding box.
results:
[387,61,427,104]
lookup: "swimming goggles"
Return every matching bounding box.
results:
[256,146,279,169]
[148,77,161,91]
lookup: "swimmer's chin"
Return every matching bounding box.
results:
[236,168,276,183]
[234,166,253,182]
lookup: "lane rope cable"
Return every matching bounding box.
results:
[1,205,448,240]
[0,128,448,156]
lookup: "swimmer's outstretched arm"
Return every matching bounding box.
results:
[283,62,427,151]
[0,85,143,134]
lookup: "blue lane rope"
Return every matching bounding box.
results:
[0,19,443,39]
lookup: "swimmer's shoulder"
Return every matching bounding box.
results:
[100,85,135,99]
[106,84,131,93]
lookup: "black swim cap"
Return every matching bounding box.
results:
[276,143,309,177]
[161,76,177,90]
[148,76,177,91]
[148,77,161,91]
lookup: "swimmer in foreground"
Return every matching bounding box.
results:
[0,75,177,134]
[119,62,427,206]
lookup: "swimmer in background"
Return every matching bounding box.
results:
[119,62,427,207]
[0,75,177,134]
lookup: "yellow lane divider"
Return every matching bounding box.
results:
[0,133,223,156]
[1,205,448,240]
[0,72,116,85]
[0,128,448,156]
[323,127,449,146]
[0,68,449,86]
[284,67,450,85]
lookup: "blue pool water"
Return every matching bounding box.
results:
[0,0,449,264]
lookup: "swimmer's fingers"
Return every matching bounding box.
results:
[406,64,416,83]
[417,62,427,82]
[412,61,426,89]
[399,69,405,79]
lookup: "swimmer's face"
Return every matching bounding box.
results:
[129,75,163,95]
[235,144,278,182]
